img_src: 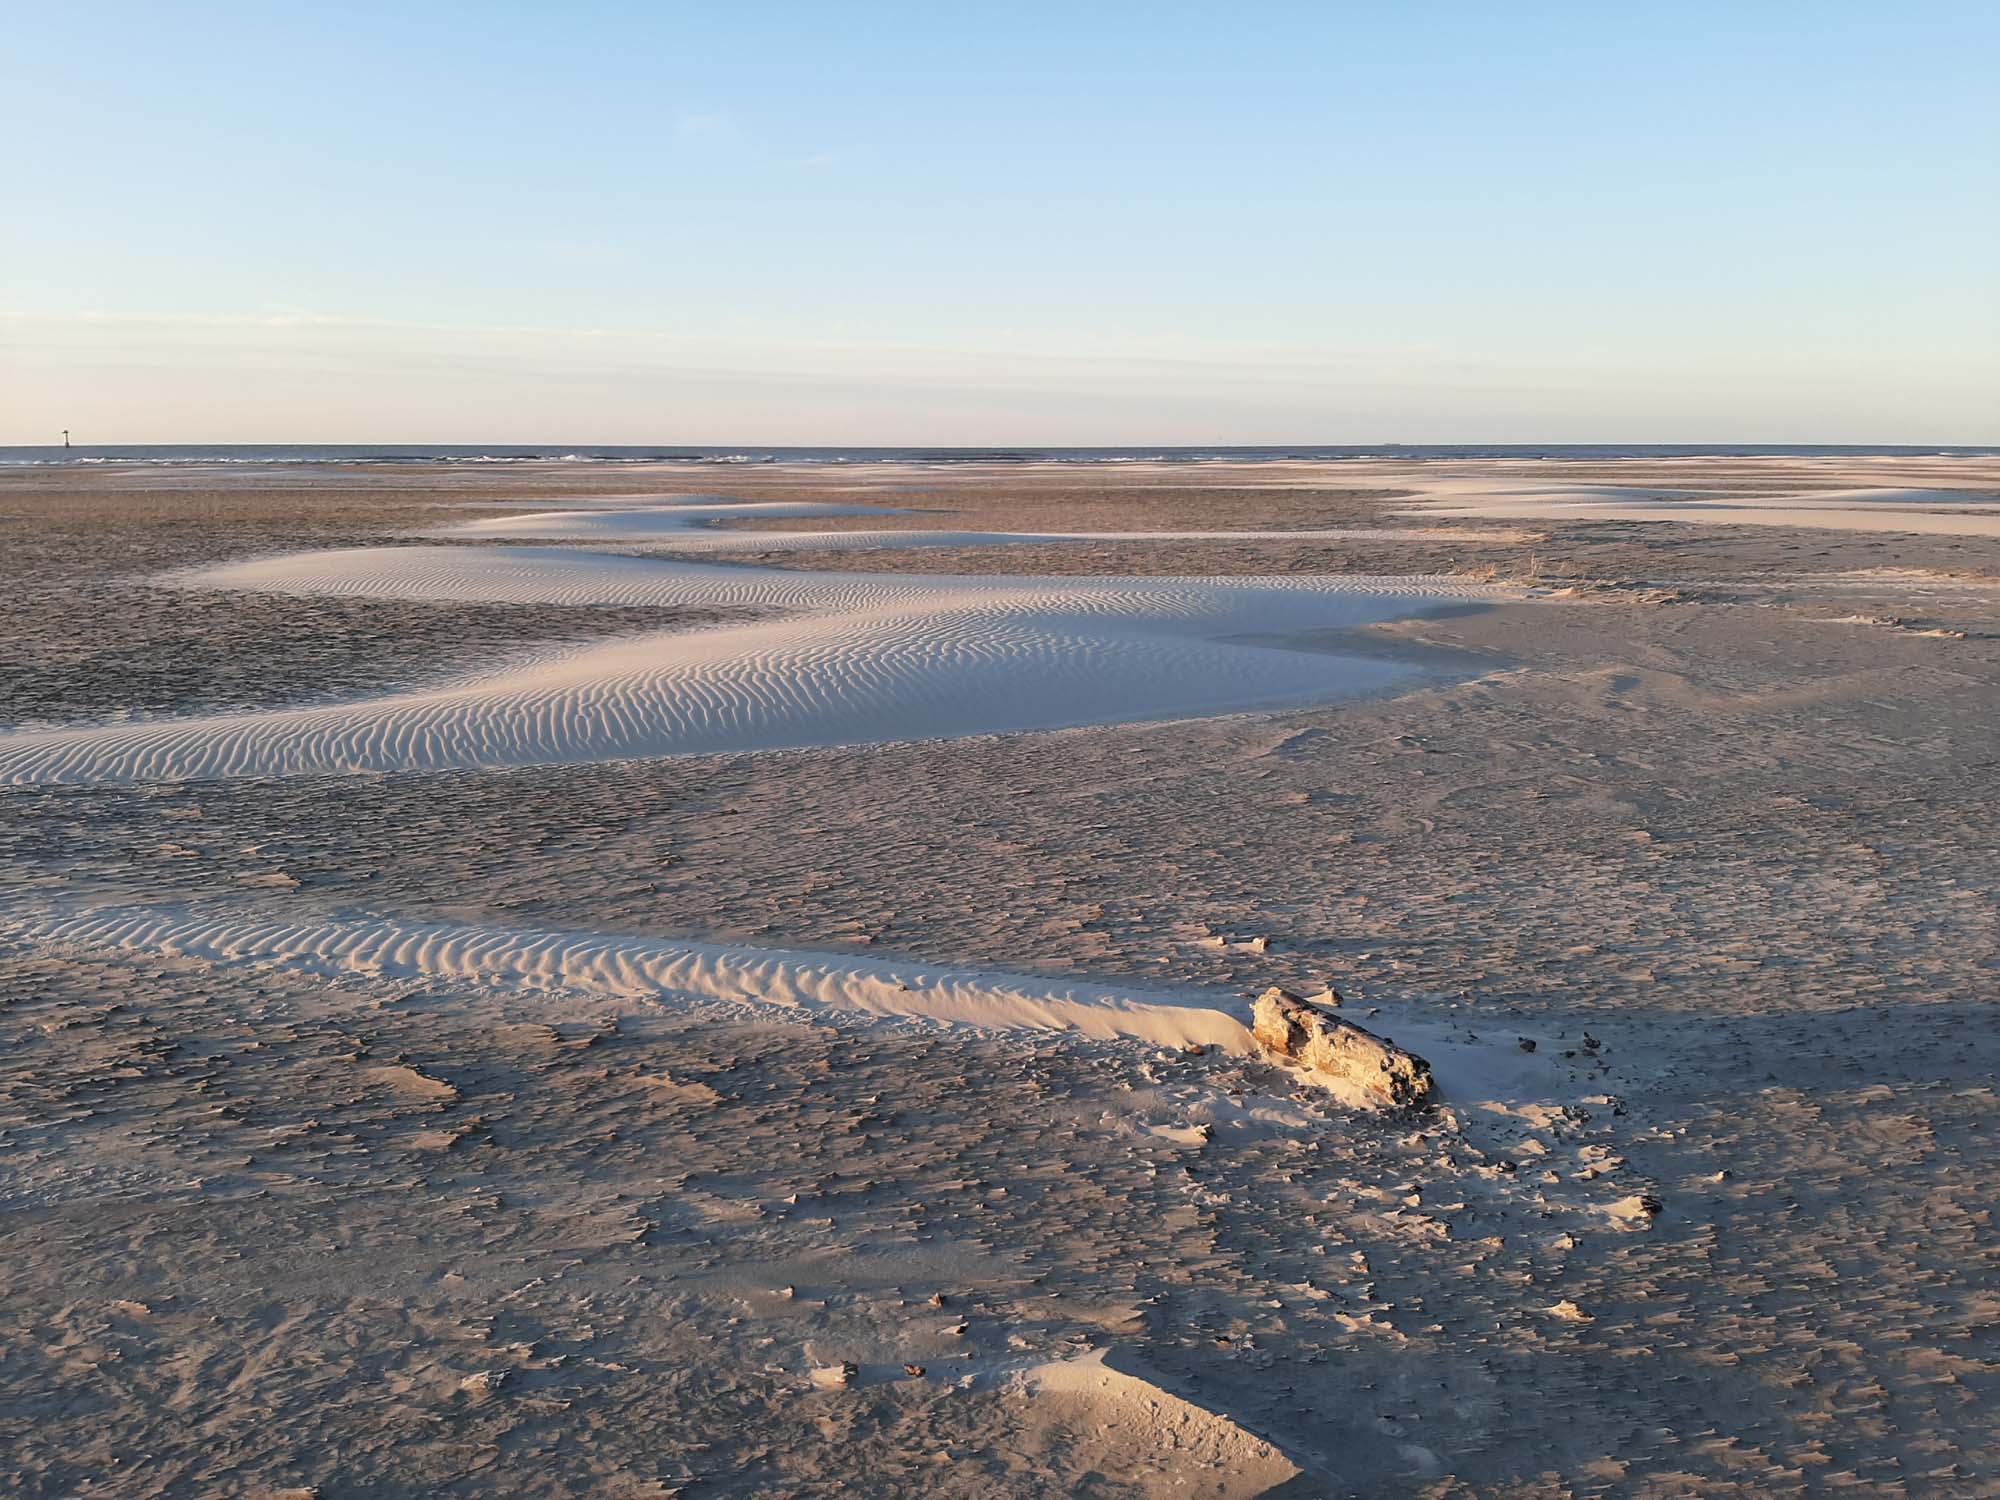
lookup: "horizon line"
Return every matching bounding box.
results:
[7,439,1999,453]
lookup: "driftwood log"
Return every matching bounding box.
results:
[1251,987,1433,1111]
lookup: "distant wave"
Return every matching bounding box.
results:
[7,443,2000,468]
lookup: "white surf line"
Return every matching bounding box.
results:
[4,904,1258,1055]
[0,545,1510,785]
[1394,476,2000,537]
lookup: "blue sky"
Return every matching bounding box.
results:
[4,2,1995,443]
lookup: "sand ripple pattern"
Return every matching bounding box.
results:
[9,905,1255,1053]
[0,541,1502,785]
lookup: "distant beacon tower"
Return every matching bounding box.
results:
[62,429,71,449]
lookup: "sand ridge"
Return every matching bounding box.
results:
[0,507,1517,784]
[10,902,1259,1054]
[10,900,1605,1120]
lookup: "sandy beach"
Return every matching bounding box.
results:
[3,454,1997,1498]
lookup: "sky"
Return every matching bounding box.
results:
[4,1,1996,445]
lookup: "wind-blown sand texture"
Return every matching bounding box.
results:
[2,453,1997,1499]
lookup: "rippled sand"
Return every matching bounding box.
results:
[0,500,1507,784]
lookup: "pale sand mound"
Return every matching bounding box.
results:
[1017,1348,1312,1498]
[0,547,1505,784]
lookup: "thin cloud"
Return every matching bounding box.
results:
[669,112,737,143]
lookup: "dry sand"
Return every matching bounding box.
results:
[1,455,1996,1498]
